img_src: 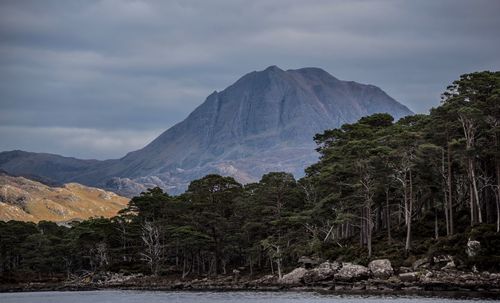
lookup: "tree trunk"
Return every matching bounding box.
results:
[405,170,413,253]
[367,210,373,258]
[386,189,392,244]
[376,206,382,232]
[276,245,282,279]
[496,162,500,232]
[470,185,475,226]
[403,180,409,226]
[442,147,450,235]
[249,255,253,276]
[496,193,500,233]
[434,205,439,239]
[470,158,482,223]
[182,253,190,279]
[269,255,274,275]
[447,141,454,235]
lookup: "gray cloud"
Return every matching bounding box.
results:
[1,0,499,159]
[0,126,162,159]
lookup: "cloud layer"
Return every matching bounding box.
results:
[1,0,499,159]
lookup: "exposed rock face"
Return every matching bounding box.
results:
[0,173,129,222]
[336,263,370,281]
[280,267,308,284]
[105,177,148,197]
[368,259,394,279]
[467,239,481,257]
[0,66,413,196]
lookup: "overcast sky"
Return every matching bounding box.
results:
[1,0,499,159]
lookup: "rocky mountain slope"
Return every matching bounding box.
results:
[0,66,413,195]
[0,174,129,222]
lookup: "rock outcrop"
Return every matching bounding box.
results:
[336,263,370,281]
[280,267,308,284]
[302,261,341,283]
[368,259,394,279]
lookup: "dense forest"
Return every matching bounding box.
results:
[1,71,500,284]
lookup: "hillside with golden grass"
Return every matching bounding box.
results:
[0,174,129,222]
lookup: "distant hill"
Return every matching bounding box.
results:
[0,173,129,222]
[0,66,413,195]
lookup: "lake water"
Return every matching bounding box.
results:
[0,290,499,303]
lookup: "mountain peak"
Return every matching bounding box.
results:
[0,66,414,196]
[264,65,283,72]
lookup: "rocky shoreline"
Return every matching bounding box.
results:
[2,258,500,298]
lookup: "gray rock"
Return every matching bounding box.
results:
[336,263,370,281]
[399,272,419,282]
[280,267,308,284]
[466,239,481,257]
[302,261,340,283]
[368,259,394,279]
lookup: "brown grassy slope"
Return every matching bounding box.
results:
[0,174,129,222]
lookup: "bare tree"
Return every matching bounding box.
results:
[439,145,454,236]
[95,242,109,268]
[392,150,414,253]
[261,239,283,279]
[486,115,500,232]
[357,161,376,258]
[140,221,163,276]
[459,110,482,225]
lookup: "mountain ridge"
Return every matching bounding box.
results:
[0,173,128,222]
[0,66,413,195]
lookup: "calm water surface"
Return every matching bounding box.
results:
[0,291,499,303]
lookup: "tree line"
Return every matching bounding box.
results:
[1,71,499,283]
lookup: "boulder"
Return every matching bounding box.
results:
[368,259,394,279]
[302,261,340,283]
[280,267,308,284]
[466,239,481,257]
[336,263,370,281]
[399,272,418,282]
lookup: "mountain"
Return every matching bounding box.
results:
[0,173,128,222]
[0,66,413,195]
